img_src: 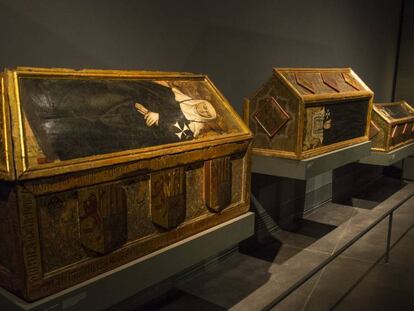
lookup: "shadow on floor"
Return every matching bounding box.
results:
[240,219,337,264]
[134,289,226,311]
[336,175,406,209]
[295,218,337,239]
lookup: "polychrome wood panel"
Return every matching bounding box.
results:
[18,77,242,165]
[371,101,414,152]
[247,75,299,153]
[302,99,369,151]
[245,68,373,160]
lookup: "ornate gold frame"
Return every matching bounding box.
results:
[4,67,251,180]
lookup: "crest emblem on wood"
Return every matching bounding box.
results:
[342,72,360,90]
[254,97,290,138]
[204,156,232,212]
[79,184,127,255]
[321,73,341,92]
[295,73,316,93]
[151,167,186,229]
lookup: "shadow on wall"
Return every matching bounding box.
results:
[0,0,401,112]
[0,2,106,69]
[182,23,336,113]
[332,163,407,208]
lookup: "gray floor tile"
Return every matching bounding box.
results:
[383,234,414,267]
[179,246,329,310]
[363,261,414,290]
[269,274,320,311]
[271,229,336,255]
[229,273,321,311]
[305,203,356,226]
[230,251,328,311]
[304,226,414,311]
[303,257,375,310]
[134,289,226,311]
[147,178,414,311]
[333,205,414,263]
[271,221,345,255]
[338,225,389,263]
[333,283,414,311]
[371,184,414,214]
[178,253,273,309]
[331,259,414,311]
[351,176,407,208]
[267,247,329,276]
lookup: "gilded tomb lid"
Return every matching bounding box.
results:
[0,67,251,180]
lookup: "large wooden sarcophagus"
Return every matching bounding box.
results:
[243,68,374,159]
[0,67,252,301]
[370,101,414,152]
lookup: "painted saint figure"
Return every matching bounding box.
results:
[20,79,219,161]
[134,82,217,139]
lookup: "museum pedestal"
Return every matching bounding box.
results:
[0,212,254,311]
[359,141,414,166]
[403,156,414,180]
[252,141,372,180]
[250,141,372,235]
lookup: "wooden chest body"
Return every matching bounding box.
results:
[370,101,414,152]
[244,68,374,159]
[0,68,252,301]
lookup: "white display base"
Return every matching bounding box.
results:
[0,212,254,311]
[252,141,372,180]
[359,142,414,166]
[403,156,414,180]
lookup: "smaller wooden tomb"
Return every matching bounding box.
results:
[370,101,414,152]
[244,68,374,159]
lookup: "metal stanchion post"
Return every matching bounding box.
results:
[385,212,393,263]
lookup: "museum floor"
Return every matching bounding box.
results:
[126,176,414,311]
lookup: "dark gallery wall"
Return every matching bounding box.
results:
[395,1,414,179]
[0,0,406,229]
[0,0,403,113]
[395,0,414,103]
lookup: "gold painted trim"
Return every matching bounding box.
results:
[15,67,199,78]
[273,69,304,102]
[349,68,374,93]
[302,92,373,104]
[300,136,368,159]
[0,75,11,176]
[273,68,373,102]
[387,139,414,152]
[6,69,26,179]
[276,67,354,72]
[204,76,251,136]
[296,94,305,158]
[391,125,398,138]
[252,148,298,159]
[371,147,387,152]
[373,101,414,125]
[13,72,27,173]
[385,126,391,151]
[255,137,368,160]
[22,133,251,181]
[365,95,374,138]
